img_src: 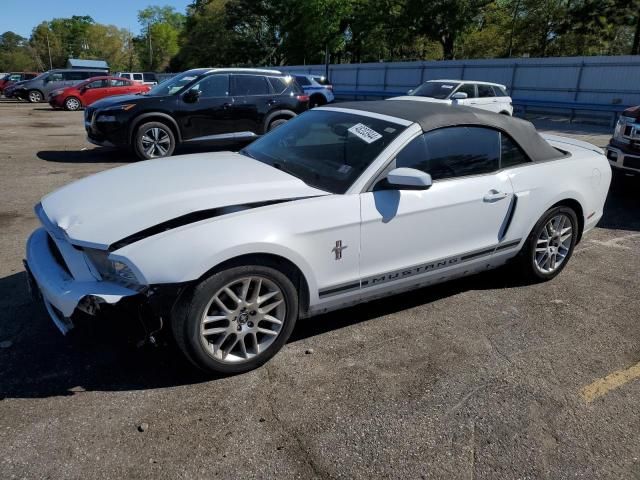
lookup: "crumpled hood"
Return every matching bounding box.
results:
[40,152,328,249]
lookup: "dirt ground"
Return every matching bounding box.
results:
[1,99,639,479]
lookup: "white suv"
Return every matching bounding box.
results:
[390,79,513,115]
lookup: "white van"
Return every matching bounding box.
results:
[114,72,158,86]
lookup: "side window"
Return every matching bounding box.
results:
[231,75,270,96]
[86,79,108,89]
[422,127,500,180]
[477,84,495,98]
[50,72,64,82]
[133,73,143,81]
[456,83,476,98]
[9,74,22,81]
[110,79,128,87]
[501,134,531,168]
[192,74,229,97]
[143,73,157,82]
[494,86,508,97]
[295,75,311,86]
[268,76,289,94]
[394,135,429,172]
[65,71,87,81]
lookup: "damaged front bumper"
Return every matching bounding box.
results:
[25,227,140,334]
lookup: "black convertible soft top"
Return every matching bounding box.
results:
[334,100,564,162]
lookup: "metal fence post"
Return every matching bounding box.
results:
[574,61,584,102]
[510,63,518,96]
[461,63,466,80]
[383,65,388,95]
[354,66,360,100]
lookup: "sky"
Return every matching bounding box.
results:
[0,0,193,38]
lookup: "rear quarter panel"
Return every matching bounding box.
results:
[505,143,611,246]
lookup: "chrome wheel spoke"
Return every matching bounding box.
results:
[199,275,286,364]
[534,213,573,274]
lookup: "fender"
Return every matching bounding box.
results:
[129,112,183,143]
[262,109,297,133]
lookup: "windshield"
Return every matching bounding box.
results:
[241,109,406,194]
[409,81,459,99]
[146,71,202,96]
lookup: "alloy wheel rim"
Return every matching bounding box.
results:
[29,92,41,102]
[534,214,573,274]
[67,98,80,110]
[199,276,286,364]
[140,127,171,157]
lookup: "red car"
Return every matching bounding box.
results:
[0,72,38,94]
[48,76,150,111]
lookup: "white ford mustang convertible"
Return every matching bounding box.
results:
[25,101,611,374]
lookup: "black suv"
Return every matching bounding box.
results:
[84,68,310,159]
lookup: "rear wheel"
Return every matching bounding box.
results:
[133,121,176,160]
[518,206,578,281]
[64,96,82,111]
[268,118,289,131]
[171,265,299,374]
[27,90,43,103]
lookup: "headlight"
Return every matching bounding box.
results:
[111,260,138,283]
[613,119,624,140]
[84,249,141,285]
[50,89,63,97]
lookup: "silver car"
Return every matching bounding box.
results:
[15,69,108,102]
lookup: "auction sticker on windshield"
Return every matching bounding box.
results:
[348,123,382,144]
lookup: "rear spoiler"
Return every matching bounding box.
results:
[541,133,604,155]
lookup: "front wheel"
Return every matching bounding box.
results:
[171,265,299,374]
[518,206,578,282]
[133,121,176,159]
[27,90,43,103]
[64,96,82,111]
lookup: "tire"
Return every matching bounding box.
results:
[171,265,299,375]
[133,121,176,160]
[27,90,43,103]
[64,96,82,111]
[309,94,326,109]
[517,206,579,282]
[268,118,289,131]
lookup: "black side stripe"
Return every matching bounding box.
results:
[319,238,522,298]
[495,239,522,251]
[109,197,318,251]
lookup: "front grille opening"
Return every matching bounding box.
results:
[47,234,72,277]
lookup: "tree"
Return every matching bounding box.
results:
[406,0,493,59]
[137,5,185,70]
[0,31,39,71]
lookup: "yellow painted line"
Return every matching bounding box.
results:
[581,362,640,402]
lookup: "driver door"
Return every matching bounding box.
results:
[178,73,235,141]
[80,79,109,105]
[359,127,514,294]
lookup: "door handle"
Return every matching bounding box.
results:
[267,98,277,105]
[483,190,509,202]
[222,102,232,109]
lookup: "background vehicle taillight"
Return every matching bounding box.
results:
[296,95,310,102]
[327,85,333,91]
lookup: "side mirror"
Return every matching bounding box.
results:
[407,89,414,95]
[184,89,201,103]
[385,168,432,190]
[451,92,468,100]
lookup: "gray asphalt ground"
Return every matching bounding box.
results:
[1,99,639,479]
